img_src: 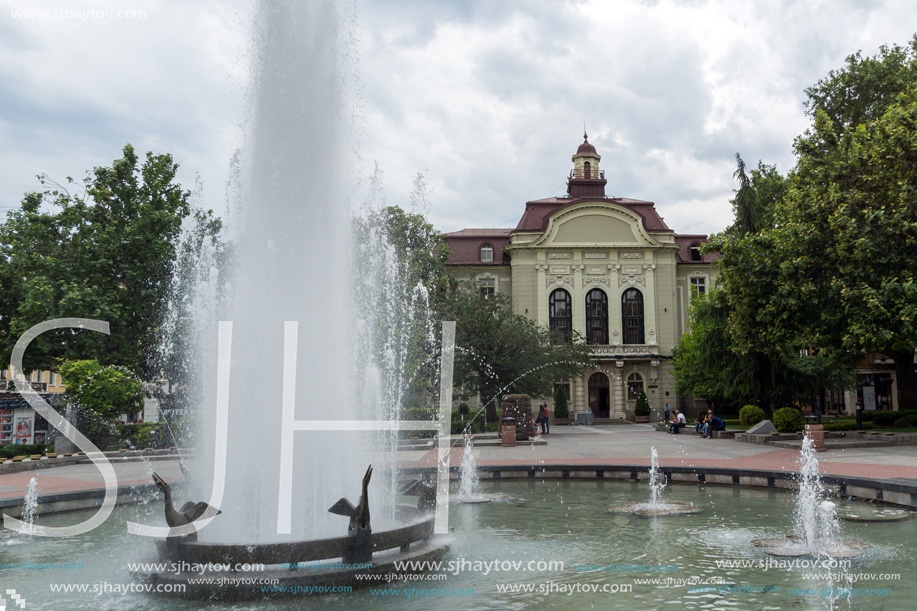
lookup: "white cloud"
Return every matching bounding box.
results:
[1,0,915,237]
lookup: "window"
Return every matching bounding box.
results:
[627,373,644,400]
[480,243,493,262]
[50,372,56,386]
[690,277,706,297]
[480,278,495,299]
[621,288,644,344]
[549,289,572,343]
[583,161,592,179]
[585,288,608,345]
[690,243,702,261]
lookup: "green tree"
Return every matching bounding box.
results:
[804,36,917,131]
[680,154,850,413]
[440,285,592,430]
[352,204,452,414]
[718,39,917,410]
[59,359,143,420]
[0,145,220,379]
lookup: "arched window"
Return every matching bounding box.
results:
[627,373,644,400]
[690,243,702,261]
[622,288,644,344]
[480,243,493,262]
[583,161,591,179]
[585,288,608,345]
[549,289,572,343]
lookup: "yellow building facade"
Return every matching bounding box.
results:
[445,136,718,421]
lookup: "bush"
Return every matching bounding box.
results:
[553,386,569,420]
[893,414,917,428]
[773,407,804,433]
[866,410,917,427]
[739,405,766,427]
[116,422,162,449]
[451,410,473,435]
[0,443,49,459]
[823,421,859,431]
[500,394,537,440]
[634,389,650,416]
[484,421,500,433]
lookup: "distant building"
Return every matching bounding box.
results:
[444,135,718,421]
[0,367,65,445]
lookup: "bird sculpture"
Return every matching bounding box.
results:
[399,479,437,510]
[152,472,222,528]
[328,465,372,532]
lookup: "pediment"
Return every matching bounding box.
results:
[536,203,656,247]
[553,214,637,243]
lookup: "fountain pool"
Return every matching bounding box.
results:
[5,479,914,610]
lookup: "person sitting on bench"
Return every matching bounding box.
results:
[702,411,726,438]
[669,410,686,434]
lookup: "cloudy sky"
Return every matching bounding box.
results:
[2,0,915,237]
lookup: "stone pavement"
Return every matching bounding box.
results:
[4,424,917,504]
[0,458,184,502]
[400,423,917,482]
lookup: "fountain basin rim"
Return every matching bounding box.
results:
[398,463,917,511]
[153,514,435,566]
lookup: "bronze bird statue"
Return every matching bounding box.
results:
[328,465,372,532]
[152,472,222,528]
[399,479,437,510]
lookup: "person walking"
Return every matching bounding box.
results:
[664,402,671,422]
[542,404,550,434]
[537,404,545,435]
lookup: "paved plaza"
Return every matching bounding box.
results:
[4,424,917,504]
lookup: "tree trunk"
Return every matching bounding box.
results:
[891,349,917,411]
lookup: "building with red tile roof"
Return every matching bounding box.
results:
[443,135,719,421]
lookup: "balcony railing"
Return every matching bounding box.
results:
[569,169,605,180]
[588,344,660,358]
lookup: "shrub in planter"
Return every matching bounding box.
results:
[739,405,766,427]
[634,389,650,420]
[553,386,569,421]
[500,394,537,440]
[773,407,804,433]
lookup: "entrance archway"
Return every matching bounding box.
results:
[588,372,610,419]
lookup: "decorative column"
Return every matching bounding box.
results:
[613,360,626,419]
[643,263,658,345]
[535,264,548,325]
[573,374,585,417]
[572,264,585,337]
[608,264,621,344]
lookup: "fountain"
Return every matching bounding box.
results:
[458,437,488,503]
[124,0,451,599]
[753,437,868,559]
[21,477,38,534]
[608,447,701,515]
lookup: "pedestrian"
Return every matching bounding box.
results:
[856,397,864,430]
[542,404,550,434]
[664,402,671,422]
[537,404,545,435]
[669,410,686,434]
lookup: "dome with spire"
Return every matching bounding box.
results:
[576,133,597,155]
